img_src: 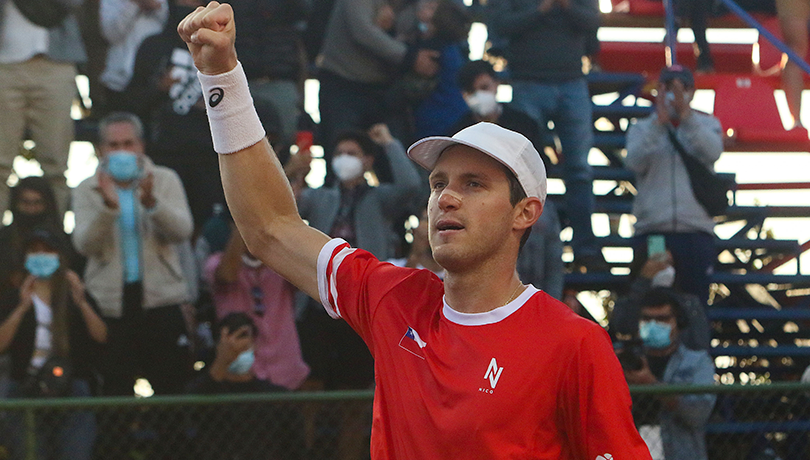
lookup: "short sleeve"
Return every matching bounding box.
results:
[558,325,652,459]
[316,238,415,349]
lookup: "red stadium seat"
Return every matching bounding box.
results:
[598,41,754,75]
[610,0,664,16]
[709,74,810,151]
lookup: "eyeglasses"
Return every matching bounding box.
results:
[251,286,264,316]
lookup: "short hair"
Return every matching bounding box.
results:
[457,60,498,94]
[214,312,258,342]
[640,287,689,329]
[501,164,533,249]
[334,130,378,158]
[97,112,145,144]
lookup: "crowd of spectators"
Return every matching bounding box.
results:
[0,0,733,457]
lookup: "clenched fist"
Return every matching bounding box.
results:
[177,1,238,75]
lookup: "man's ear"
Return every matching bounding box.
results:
[514,197,543,232]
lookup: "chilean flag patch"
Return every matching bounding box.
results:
[399,327,427,360]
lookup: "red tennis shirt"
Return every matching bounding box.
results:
[317,239,652,460]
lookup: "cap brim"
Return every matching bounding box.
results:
[407,136,512,174]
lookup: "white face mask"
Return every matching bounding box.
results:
[332,154,365,183]
[466,90,499,117]
[651,265,676,288]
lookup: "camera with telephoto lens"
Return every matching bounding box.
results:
[615,338,645,372]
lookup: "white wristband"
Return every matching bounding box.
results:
[197,62,266,154]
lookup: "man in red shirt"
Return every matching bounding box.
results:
[178,4,652,458]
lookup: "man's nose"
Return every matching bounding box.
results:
[437,187,462,211]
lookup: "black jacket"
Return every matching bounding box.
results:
[0,288,104,383]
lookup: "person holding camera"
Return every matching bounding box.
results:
[611,250,712,353]
[616,287,716,460]
[0,228,107,460]
[183,313,305,460]
[625,65,723,307]
[72,111,195,396]
[204,220,310,391]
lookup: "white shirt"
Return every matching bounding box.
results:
[99,0,168,91]
[31,294,53,370]
[0,1,49,64]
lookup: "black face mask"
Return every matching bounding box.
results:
[14,212,45,228]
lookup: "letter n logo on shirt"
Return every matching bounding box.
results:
[484,358,504,389]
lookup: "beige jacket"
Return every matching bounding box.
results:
[72,159,193,318]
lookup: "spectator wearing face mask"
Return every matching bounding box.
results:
[625,65,723,307]
[610,250,711,352]
[297,124,421,263]
[184,312,305,460]
[0,229,107,460]
[204,219,309,390]
[615,288,715,460]
[0,177,81,293]
[296,124,420,394]
[449,60,543,164]
[71,111,195,396]
[185,313,282,393]
[450,60,563,298]
[126,0,225,232]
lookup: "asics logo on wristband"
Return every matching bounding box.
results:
[208,88,224,107]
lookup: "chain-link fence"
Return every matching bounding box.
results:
[0,390,374,460]
[1,384,809,460]
[633,383,810,460]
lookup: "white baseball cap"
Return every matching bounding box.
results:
[407,122,547,203]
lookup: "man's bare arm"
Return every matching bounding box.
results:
[219,140,329,299]
[178,1,328,300]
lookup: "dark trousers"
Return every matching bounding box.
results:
[152,155,225,233]
[674,0,714,69]
[317,70,388,185]
[297,300,374,390]
[1,379,96,460]
[100,283,192,396]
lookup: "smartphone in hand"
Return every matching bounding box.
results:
[647,235,666,258]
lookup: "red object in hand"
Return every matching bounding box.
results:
[295,131,314,152]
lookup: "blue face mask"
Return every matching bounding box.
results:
[25,252,60,279]
[639,321,673,349]
[228,349,255,375]
[106,151,142,182]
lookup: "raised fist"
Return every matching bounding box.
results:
[177,1,238,75]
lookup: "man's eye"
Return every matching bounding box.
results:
[468,181,481,188]
[431,181,445,190]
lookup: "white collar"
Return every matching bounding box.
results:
[442,285,539,326]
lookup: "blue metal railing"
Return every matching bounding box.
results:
[662,0,678,66]
[662,0,810,76]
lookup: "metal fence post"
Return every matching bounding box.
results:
[23,407,35,460]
